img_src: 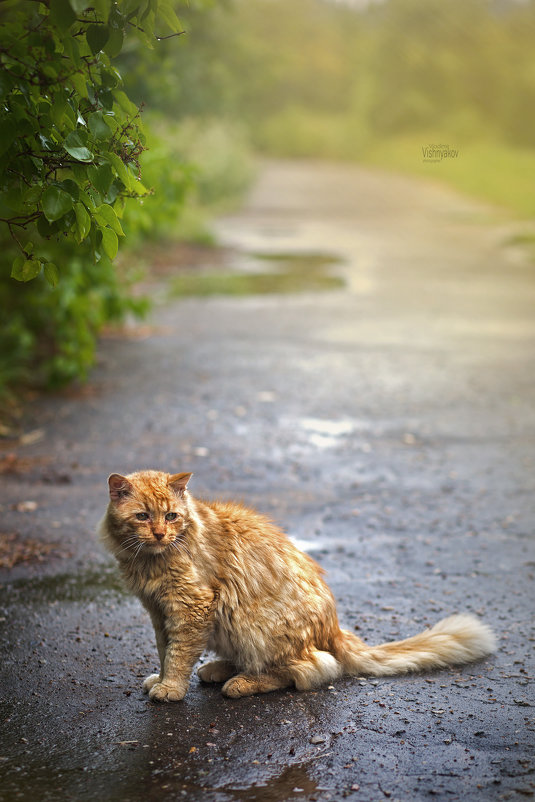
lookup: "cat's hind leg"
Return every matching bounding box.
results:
[197,660,236,683]
[221,650,343,697]
[222,668,293,698]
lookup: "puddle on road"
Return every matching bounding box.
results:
[168,251,345,298]
[217,763,318,802]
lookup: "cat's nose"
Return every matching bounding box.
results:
[153,531,165,541]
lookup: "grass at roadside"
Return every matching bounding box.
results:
[361,136,535,219]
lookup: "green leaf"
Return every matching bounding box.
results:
[42,64,59,80]
[103,26,124,58]
[114,90,139,117]
[11,257,42,282]
[64,131,93,162]
[140,8,155,46]
[0,71,15,102]
[23,186,42,207]
[63,37,81,68]
[92,0,111,18]
[42,186,73,221]
[86,24,110,55]
[104,180,120,205]
[4,187,24,215]
[37,215,59,238]
[104,151,133,190]
[88,111,112,140]
[108,4,125,28]
[100,227,118,259]
[113,194,126,218]
[70,163,88,183]
[44,262,59,287]
[88,163,113,195]
[49,0,77,31]
[94,203,124,235]
[63,100,78,127]
[69,72,88,99]
[11,255,25,275]
[74,201,91,242]
[103,115,120,136]
[60,179,80,200]
[100,89,114,111]
[122,0,140,16]
[133,178,149,196]
[68,0,90,12]
[86,185,103,208]
[78,188,97,212]
[0,116,17,156]
[51,94,68,127]
[157,0,182,34]
[139,0,153,23]
[100,67,121,89]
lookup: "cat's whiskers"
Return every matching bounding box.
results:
[170,538,193,562]
[127,541,145,563]
[115,536,140,557]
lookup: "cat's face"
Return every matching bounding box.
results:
[107,470,192,555]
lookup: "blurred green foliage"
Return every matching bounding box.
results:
[123,115,254,246]
[0,243,149,390]
[167,0,535,150]
[137,0,535,213]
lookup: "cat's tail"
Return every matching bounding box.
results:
[335,614,496,677]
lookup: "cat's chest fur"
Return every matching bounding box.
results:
[121,556,191,607]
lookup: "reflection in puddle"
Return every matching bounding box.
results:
[221,763,318,801]
[288,536,325,554]
[300,418,356,437]
[299,417,358,450]
[169,251,345,298]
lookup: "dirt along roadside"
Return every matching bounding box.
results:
[1,160,534,801]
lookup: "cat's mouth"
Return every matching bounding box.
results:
[149,540,170,549]
[136,535,187,558]
[140,538,171,554]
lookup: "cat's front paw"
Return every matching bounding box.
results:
[142,673,161,694]
[148,681,186,702]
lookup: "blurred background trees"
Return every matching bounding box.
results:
[2,0,534,399]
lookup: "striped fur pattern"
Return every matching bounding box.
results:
[100,470,496,701]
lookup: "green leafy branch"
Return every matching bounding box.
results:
[0,0,184,284]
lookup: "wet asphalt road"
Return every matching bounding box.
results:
[0,160,534,802]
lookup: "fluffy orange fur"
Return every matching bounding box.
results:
[99,470,496,701]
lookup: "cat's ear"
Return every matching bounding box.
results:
[108,473,133,503]
[168,472,193,496]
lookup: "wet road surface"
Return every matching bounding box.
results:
[1,161,534,801]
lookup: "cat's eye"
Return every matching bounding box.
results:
[165,512,178,521]
[136,512,150,521]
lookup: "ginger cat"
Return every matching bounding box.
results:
[99,470,496,702]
